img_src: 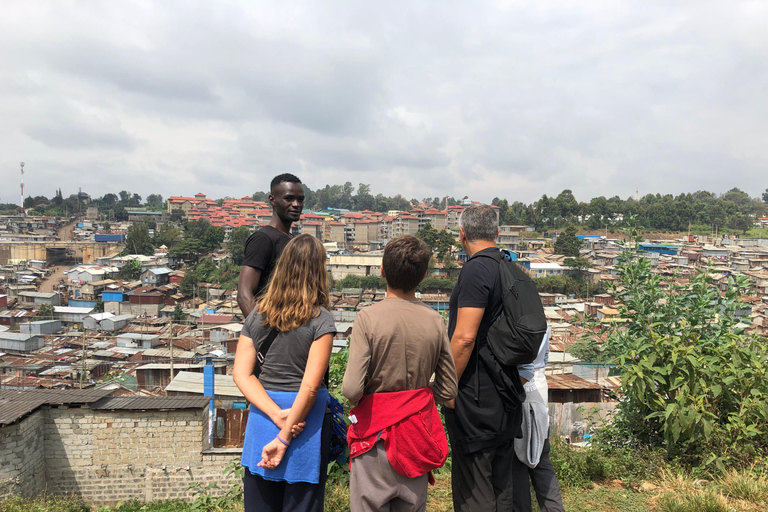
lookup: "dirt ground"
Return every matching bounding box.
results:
[38,221,76,292]
[40,264,68,293]
[57,221,75,241]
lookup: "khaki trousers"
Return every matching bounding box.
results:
[350,440,429,512]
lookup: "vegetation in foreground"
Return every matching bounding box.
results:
[3,458,768,512]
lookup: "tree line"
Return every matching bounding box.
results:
[492,187,768,234]
[7,183,768,235]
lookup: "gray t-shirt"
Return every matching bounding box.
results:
[242,308,336,392]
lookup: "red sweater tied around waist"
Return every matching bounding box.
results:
[347,388,448,484]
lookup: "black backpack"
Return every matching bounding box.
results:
[476,249,548,367]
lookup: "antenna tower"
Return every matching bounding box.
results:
[20,162,25,217]
[635,188,639,201]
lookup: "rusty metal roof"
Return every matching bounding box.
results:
[91,396,211,411]
[547,374,604,390]
[0,388,114,426]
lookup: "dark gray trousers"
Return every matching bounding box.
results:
[444,409,516,512]
[511,437,565,512]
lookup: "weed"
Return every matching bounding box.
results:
[187,458,244,511]
[0,495,88,512]
[657,488,729,512]
[719,469,768,504]
[549,436,663,489]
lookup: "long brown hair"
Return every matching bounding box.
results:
[257,234,330,331]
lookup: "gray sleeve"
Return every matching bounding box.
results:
[241,309,259,339]
[518,363,535,383]
[312,309,337,340]
[519,324,550,381]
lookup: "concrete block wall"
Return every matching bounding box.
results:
[0,411,46,498]
[129,304,163,317]
[104,301,129,316]
[1,406,239,507]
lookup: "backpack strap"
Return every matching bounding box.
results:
[254,328,279,378]
[463,248,504,403]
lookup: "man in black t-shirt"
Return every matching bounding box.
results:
[445,204,523,512]
[236,173,304,318]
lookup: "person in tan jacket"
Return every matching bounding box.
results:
[342,235,458,512]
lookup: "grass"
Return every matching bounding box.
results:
[5,449,768,512]
[719,469,768,504]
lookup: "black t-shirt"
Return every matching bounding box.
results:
[448,247,503,346]
[448,247,519,453]
[242,226,292,298]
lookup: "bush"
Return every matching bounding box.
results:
[549,437,663,489]
[592,236,768,471]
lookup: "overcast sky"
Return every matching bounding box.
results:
[1,1,767,207]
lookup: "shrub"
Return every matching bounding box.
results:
[591,228,768,471]
[548,437,662,489]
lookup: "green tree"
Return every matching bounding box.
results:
[124,223,154,255]
[103,221,111,233]
[416,223,455,263]
[184,218,212,240]
[553,225,581,257]
[145,194,164,211]
[567,338,604,363]
[99,193,117,207]
[416,277,456,293]
[169,238,207,262]
[172,304,186,321]
[227,226,251,266]
[117,260,143,279]
[563,257,592,274]
[360,275,383,290]
[202,226,226,252]
[154,223,182,249]
[727,212,753,233]
[37,303,54,319]
[336,275,362,290]
[179,271,199,297]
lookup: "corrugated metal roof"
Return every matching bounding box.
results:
[165,371,243,397]
[54,306,95,314]
[92,396,211,410]
[547,374,604,390]
[0,332,40,341]
[0,388,114,426]
[86,312,115,321]
[18,292,59,298]
[0,397,45,426]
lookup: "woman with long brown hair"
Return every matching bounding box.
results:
[233,234,335,512]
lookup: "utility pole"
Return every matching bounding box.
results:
[80,329,86,389]
[20,162,25,217]
[169,325,174,383]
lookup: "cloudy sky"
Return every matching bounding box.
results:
[1,0,767,206]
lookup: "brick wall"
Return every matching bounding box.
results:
[0,411,46,497]
[1,406,240,507]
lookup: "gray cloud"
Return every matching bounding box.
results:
[1,0,767,205]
